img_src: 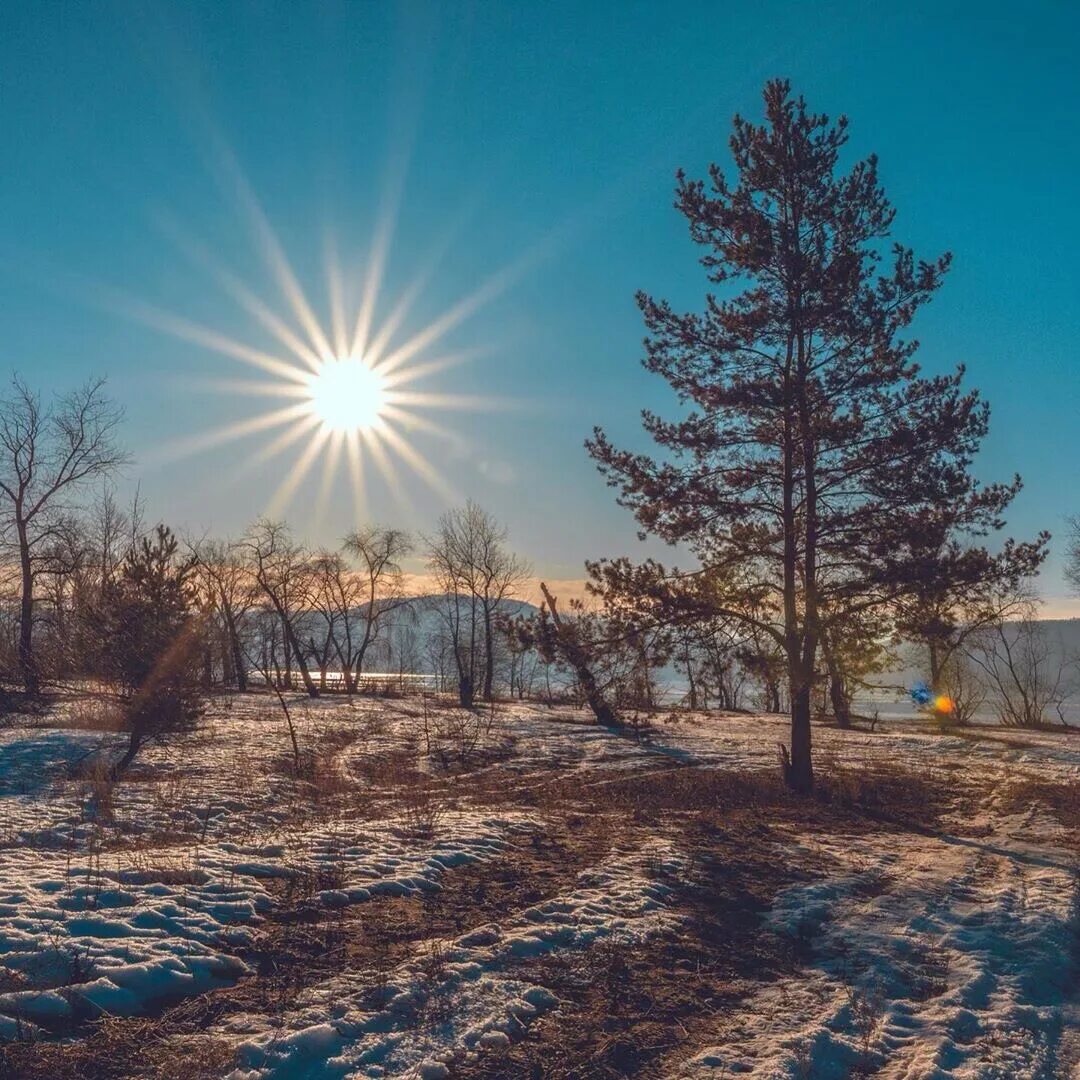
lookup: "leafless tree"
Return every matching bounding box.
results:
[390,618,423,690]
[340,526,413,691]
[425,506,483,706]
[967,602,1073,727]
[243,520,319,697]
[1066,516,1080,598]
[242,605,302,772]
[190,538,256,691]
[0,377,127,693]
[425,503,528,705]
[935,651,986,726]
[472,510,531,700]
[499,611,542,700]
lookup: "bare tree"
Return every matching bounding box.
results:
[243,520,318,697]
[191,538,256,691]
[499,611,542,700]
[967,602,1072,728]
[242,605,302,771]
[935,651,986,726]
[424,503,528,705]
[472,509,530,700]
[425,505,483,707]
[0,377,127,694]
[340,526,413,691]
[1066,516,1080,598]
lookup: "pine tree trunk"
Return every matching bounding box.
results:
[830,674,851,729]
[111,731,143,779]
[788,682,814,793]
[821,636,851,729]
[929,640,941,689]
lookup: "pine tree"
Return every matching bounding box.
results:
[588,80,1040,791]
[99,525,206,775]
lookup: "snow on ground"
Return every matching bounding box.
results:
[0,808,523,1039]
[679,823,1077,1078]
[225,838,686,1080]
[1,694,1077,1076]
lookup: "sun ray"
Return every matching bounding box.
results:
[208,132,336,360]
[344,428,367,521]
[346,82,421,361]
[373,232,561,376]
[378,347,487,389]
[314,428,346,525]
[360,426,400,490]
[183,376,310,400]
[149,402,313,464]
[360,426,416,518]
[349,216,393,363]
[265,426,332,517]
[384,389,510,411]
[376,421,454,499]
[324,233,350,360]
[361,199,480,365]
[154,211,324,371]
[232,412,323,477]
[88,284,310,384]
[379,403,458,442]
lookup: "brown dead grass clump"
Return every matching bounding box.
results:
[55,696,126,733]
[1002,778,1080,835]
[563,765,789,814]
[350,747,426,788]
[457,814,806,1080]
[469,765,791,821]
[0,1021,235,1080]
[814,759,952,830]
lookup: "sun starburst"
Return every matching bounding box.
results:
[100,207,527,522]
[64,115,566,524]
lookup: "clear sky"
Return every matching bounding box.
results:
[2,2,1078,607]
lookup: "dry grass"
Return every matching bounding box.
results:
[0,1021,235,1080]
[52,696,126,733]
[814,757,953,830]
[1001,777,1080,840]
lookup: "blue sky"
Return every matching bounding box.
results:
[2,1,1078,605]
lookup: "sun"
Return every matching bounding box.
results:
[306,356,386,433]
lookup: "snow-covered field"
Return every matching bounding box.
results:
[0,695,1077,1078]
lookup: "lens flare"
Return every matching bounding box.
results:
[910,682,956,719]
